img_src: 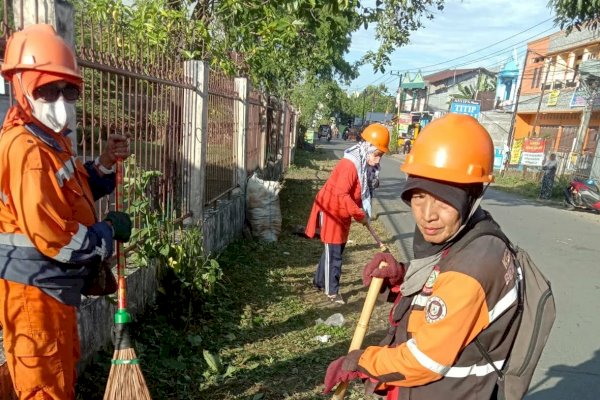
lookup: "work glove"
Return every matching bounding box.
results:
[323,350,365,394]
[104,211,132,242]
[362,252,406,290]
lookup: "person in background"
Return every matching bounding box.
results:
[403,139,412,155]
[0,24,132,399]
[323,114,520,400]
[539,153,558,200]
[305,123,390,304]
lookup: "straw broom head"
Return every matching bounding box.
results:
[103,323,152,400]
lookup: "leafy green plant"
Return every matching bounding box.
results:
[123,156,223,310]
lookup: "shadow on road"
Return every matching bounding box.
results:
[526,349,600,400]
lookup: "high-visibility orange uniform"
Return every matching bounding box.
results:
[0,123,116,400]
[355,215,520,400]
[0,24,118,399]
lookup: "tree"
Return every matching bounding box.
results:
[452,73,496,100]
[550,0,600,32]
[76,0,447,97]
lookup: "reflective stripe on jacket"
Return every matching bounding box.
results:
[357,228,519,400]
[0,124,115,306]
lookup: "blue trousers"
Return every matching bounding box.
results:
[313,242,346,296]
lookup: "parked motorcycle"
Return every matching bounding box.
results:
[564,177,600,212]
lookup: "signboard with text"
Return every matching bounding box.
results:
[521,138,546,166]
[449,98,481,119]
[510,138,523,165]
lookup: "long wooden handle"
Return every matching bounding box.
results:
[115,159,127,312]
[332,277,384,399]
[366,224,388,252]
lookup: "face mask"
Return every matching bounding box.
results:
[28,96,75,133]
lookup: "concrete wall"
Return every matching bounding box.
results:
[203,190,245,255]
[427,73,482,112]
[479,111,513,148]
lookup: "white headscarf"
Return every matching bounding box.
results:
[343,141,379,218]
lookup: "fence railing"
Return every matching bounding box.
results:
[0,0,299,225]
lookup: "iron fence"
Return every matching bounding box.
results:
[75,15,196,223]
[246,88,264,174]
[205,70,238,206]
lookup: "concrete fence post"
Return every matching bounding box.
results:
[183,60,208,224]
[235,77,249,193]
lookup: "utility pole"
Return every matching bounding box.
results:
[531,57,552,135]
[391,70,403,140]
[570,59,600,175]
[506,49,529,156]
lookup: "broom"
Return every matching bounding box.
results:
[104,158,152,400]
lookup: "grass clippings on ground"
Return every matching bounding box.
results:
[77,147,396,400]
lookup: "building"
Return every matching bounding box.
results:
[513,28,600,178]
[424,68,496,112]
[398,70,427,112]
[496,56,521,111]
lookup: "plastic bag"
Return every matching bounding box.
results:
[246,173,282,242]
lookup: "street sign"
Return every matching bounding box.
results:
[449,98,481,119]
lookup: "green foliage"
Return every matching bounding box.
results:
[76,0,450,96]
[389,124,400,154]
[452,73,496,101]
[123,156,222,303]
[550,0,600,32]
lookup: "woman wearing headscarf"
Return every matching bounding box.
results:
[539,153,558,200]
[323,114,520,400]
[305,123,390,304]
[0,24,131,399]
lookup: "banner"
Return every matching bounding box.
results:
[509,138,523,165]
[494,147,504,169]
[397,113,411,135]
[521,138,546,166]
[547,90,560,106]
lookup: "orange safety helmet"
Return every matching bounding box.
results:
[361,123,390,153]
[401,113,494,183]
[1,24,82,82]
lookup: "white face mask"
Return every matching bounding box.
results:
[28,96,75,133]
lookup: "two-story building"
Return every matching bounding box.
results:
[514,28,600,177]
[424,68,496,113]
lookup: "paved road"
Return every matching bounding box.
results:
[316,138,600,400]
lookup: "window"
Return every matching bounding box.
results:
[531,68,540,88]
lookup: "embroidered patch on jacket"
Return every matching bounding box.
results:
[425,296,447,323]
[422,266,440,295]
[502,249,515,285]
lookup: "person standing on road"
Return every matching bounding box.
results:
[305,123,390,304]
[323,114,520,400]
[539,153,558,200]
[0,24,132,399]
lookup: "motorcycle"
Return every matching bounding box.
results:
[326,131,332,142]
[564,177,600,212]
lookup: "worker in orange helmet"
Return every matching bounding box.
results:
[323,114,520,400]
[0,24,131,399]
[305,123,390,304]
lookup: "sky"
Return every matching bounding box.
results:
[344,0,558,94]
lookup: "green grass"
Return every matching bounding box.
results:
[76,148,394,400]
[493,171,571,202]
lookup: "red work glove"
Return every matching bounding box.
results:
[323,350,365,393]
[362,253,406,289]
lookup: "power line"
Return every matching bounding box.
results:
[411,17,554,71]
